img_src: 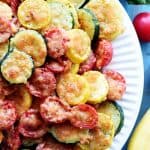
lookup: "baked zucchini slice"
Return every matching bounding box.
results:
[49,123,90,144]
[69,0,89,8]
[0,42,9,62]
[66,29,91,64]
[75,113,115,150]
[48,2,74,30]
[22,137,43,147]
[78,8,99,41]
[1,48,34,84]
[18,0,51,30]
[97,101,124,135]
[10,30,47,67]
[84,0,124,40]
[47,0,79,28]
[83,71,109,104]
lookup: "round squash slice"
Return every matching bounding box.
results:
[1,48,34,84]
[85,0,124,40]
[66,29,91,64]
[57,73,90,105]
[83,71,109,104]
[18,0,51,30]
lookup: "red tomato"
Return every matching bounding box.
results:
[103,69,126,83]
[18,109,47,138]
[45,60,64,73]
[0,17,12,43]
[0,75,17,97]
[69,104,98,129]
[27,68,56,98]
[10,0,20,14]
[79,51,96,74]
[0,101,17,130]
[133,12,150,42]
[40,97,71,123]
[57,56,72,73]
[44,28,69,59]
[95,40,113,69]
[103,69,126,100]
[6,127,21,150]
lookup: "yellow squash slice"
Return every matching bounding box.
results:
[70,63,79,74]
[7,85,32,117]
[66,29,91,64]
[57,73,90,106]
[83,71,109,104]
[18,0,51,30]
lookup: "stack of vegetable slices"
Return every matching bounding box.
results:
[0,0,126,149]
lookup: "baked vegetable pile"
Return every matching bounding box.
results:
[0,0,126,149]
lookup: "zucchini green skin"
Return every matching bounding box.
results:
[22,138,43,147]
[0,42,9,62]
[113,102,124,135]
[97,101,124,135]
[78,8,99,42]
[49,123,90,144]
[1,48,34,84]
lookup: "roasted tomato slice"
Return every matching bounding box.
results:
[69,104,98,129]
[57,57,72,73]
[45,60,64,74]
[95,40,113,69]
[44,28,69,59]
[0,75,17,98]
[5,127,21,150]
[0,17,12,43]
[40,96,71,124]
[36,136,73,150]
[18,109,47,138]
[0,101,17,129]
[103,69,126,100]
[79,51,96,74]
[27,68,56,98]
[10,0,20,14]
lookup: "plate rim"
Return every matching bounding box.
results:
[111,1,144,149]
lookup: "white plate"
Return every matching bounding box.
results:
[105,1,144,150]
